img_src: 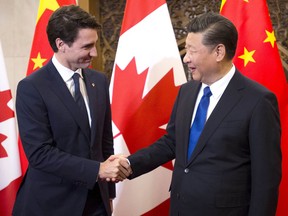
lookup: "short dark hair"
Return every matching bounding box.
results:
[46,5,101,52]
[187,12,238,60]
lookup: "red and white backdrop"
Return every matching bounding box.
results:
[0,40,22,216]
[110,0,186,215]
[220,1,288,216]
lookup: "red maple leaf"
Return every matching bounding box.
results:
[112,57,181,170]
[0,90,14,122]
[0,133,8,158]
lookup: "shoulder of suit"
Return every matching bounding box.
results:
[21,61,51,83]
[235,69,274,96]
[83,68,108,80]
[181,80,201,90]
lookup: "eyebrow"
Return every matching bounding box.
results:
[185,45,197,50]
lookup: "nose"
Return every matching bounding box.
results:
[183,52,190,64]
[90,46,97,57]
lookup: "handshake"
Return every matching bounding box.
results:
[98,155,132,182]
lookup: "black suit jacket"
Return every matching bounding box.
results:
[128,70,281,216]
[13,60,114,216]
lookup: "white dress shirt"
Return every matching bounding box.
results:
[191,64,236,125]
[52,55,92,126]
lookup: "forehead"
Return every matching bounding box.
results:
[185,32,204,49]
[74,28,98,42]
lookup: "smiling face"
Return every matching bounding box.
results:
[56,28,98,71]
[183,32,219,85]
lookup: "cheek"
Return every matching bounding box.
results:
[66,51,79,60]
[83,50,93,58]
[76,52,89,60]
[191,56,200,65]
[197,55,210,66]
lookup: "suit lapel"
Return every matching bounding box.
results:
[187,71,245,165]
[45,61,91,142]
[182,82,201,165]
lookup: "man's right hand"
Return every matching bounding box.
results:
[98,155,132,182]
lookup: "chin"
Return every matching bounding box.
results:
[80,63,91,69]
[191,74,200,81]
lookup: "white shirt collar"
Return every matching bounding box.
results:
[52,55,83,81]
[208,64,235,100]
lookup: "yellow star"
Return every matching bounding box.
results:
[31,53,47,70]
[263,30,276,48]
[244,0,249,2]
[238,47,256,67]
[36,0,59,23]
[220,0,227,12]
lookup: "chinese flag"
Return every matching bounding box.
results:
[19,0,76,175]
[0,41,22,216]
[220,1,288,216]
[110,0,187,215]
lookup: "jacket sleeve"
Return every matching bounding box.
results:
[248,91,281,216]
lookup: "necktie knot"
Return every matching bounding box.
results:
[203,86,212,98]
[72,72,80,86]
[73,72,80,79]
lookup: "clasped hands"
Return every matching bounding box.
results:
[98,155,132,182]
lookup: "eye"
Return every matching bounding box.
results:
[83,44,95,50]
[186,49,197,56]
[185,46,197,54]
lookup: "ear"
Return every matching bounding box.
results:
[55,38,65,53]
[215,44,225,62]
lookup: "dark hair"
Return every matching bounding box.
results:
[187,12,238,60]
[46,5,101,52]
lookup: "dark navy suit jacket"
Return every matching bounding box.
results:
[13,60,114,216]
[128,70,281,216]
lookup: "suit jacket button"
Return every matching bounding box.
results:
[184,168,189,173]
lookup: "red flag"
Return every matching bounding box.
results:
[19,0,77,175]
[110,0,186,215]
[220,1,288,215]
[0,41,22,216]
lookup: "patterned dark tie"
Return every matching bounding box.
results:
[187,86,212,160]
[72,73,89,123]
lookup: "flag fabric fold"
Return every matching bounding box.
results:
[110,0,187,215]
[0,40,22,216]
[220,1,288,216]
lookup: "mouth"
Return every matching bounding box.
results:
[82,58,92,63]
[188,66,196,73]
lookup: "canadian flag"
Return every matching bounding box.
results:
[0,41,22,215]
[110,0,186,215]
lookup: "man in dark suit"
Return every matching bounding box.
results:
[124,12,281,216]
[13,5,131,216]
